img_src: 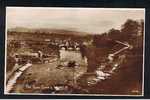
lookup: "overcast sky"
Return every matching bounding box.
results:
[6,7,145,34]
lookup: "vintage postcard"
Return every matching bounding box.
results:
[5,7,145,96]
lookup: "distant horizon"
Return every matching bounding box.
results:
[6,7,145,34]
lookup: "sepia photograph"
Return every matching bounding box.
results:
[5,7,145,96]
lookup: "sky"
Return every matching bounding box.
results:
[6,7,145,34]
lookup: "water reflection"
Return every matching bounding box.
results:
[59,49,87,65]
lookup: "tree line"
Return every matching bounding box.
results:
[93,19,144,48]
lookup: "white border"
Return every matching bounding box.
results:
[4,7,145,96]
[142,7,145,97]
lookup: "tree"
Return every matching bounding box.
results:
[107,28,121,40]
[121,19,140,41]
[140,19,144,36]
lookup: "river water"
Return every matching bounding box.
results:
[59,49,87,65]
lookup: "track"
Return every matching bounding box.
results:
[5,63,32,93]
